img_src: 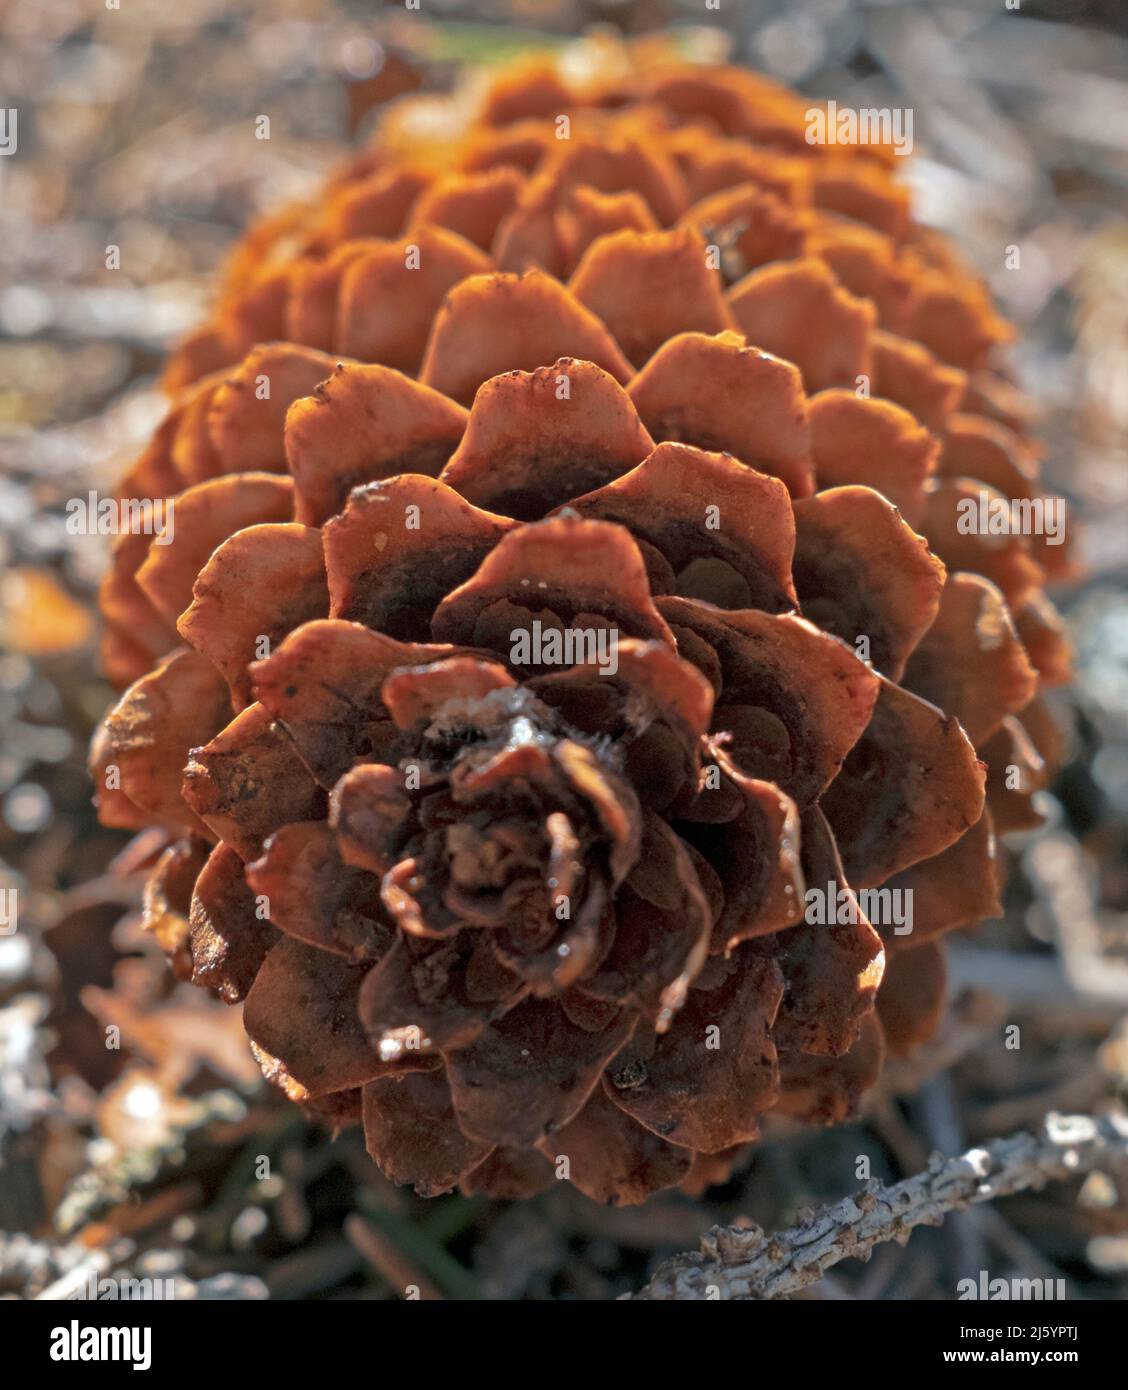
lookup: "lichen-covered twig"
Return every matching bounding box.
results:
[629,1111,1128,1300]
[55,1089,246,1237]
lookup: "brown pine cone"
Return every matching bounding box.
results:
[92,45,1072,1204]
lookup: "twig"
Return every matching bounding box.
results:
[967,1057,1107,1137]
[628,1111,1128,1300]
[55,1090,245,1237]
[35,1251,113,1302]
[264,1238,364,1300]
[1025,831,1128,1007]
[345,1214,443,1300]
[881,987,1006,1094]
[867,1095,929,1175]
[944,947,1127,1022]
[354,1192,484,1300]
[912,1075,988,1287]
[975,1205,1077,1298]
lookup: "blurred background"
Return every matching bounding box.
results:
[1,0,1127,1301]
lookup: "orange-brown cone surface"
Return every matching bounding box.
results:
[94,44,1070,1204]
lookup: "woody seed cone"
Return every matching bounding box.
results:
[92,41,1072,1203]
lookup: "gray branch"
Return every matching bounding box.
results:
[629,1110,1128,1300]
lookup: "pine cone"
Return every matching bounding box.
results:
[93,47,1072,1203]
